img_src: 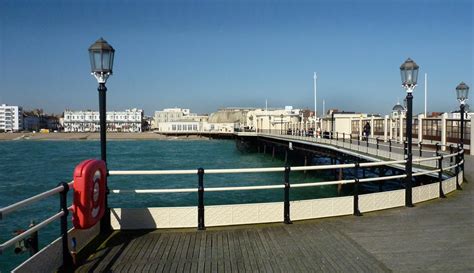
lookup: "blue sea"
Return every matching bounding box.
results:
[0,139,336,271]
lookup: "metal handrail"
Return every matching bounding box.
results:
[0,181,73,219]
[0,211,65,254]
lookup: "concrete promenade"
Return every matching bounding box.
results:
[76,156,473,272]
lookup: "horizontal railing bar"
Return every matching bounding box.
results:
[205,167,285,174]
[442,153,459,159]
[359,174,407,183]
[443,164,458,172]
[0,180,73,219]
[291,164,355,171]
[359,160,406,167]
[112,188,197,193]
[206,184,285,192]
[412,169,440,177]
[0,210,64,254]
[412,156,441,163]
[292,179,355,188]
[109,170,197,175]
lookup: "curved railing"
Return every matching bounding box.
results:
[107,149,463,230]
[255,131,460,169]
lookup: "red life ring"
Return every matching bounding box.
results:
[72,159,107,229]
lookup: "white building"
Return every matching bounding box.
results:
[0,104,23,132]
[156,120,236,133]
[63,108,143,132]
[153,108,191,128]
[247,107,302,133]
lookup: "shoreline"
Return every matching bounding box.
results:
[0,132,221,141]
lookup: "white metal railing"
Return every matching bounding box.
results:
[108,151,462,195]
[0,181,73,256]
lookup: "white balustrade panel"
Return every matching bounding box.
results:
[291,196,353,220]
[359,189,405,213]
[442,177,457,194]
[205,203,283,227]
[413,182,439,203]
[111,207,197,230]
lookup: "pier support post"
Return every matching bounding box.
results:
[285,149,288,164]
[284,166,292,224]
[58,182,73,270]
[353,162,362,216]
[197,168,205,230]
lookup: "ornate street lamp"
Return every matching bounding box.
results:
[400,58,419,207]
[456,82,470,149]
[89,37,115,232]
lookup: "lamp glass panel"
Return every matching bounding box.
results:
[411,69,418,85]
[400,70,406,84]
[102,51,111,72]
[94,51,102,71]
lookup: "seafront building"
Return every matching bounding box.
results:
[247,106,303,133]
[153,107,241,133]
[0,104,23,132]
[63,108,143,132]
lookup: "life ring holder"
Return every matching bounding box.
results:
[72,159,106,229]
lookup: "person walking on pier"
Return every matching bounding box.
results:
[363,122,371,141]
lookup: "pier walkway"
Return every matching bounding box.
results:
[76,156,474,272]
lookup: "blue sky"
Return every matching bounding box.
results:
[0,0,472,116]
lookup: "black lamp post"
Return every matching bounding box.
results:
[89,37,115,233]
[400,58,419,207]
[456,82,470,149]
[280,114,283,134]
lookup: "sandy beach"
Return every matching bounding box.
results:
[0,132,213,141]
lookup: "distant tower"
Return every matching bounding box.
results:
[322,100,325,116]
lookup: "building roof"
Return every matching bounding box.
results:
[392,103,405,111]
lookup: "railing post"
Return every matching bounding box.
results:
[358,135,360,146]
[197,168,205,230]
[419,142,423,157]
[389,139,392,153]
[455,152,462,190]
[58,182,73,270]
[343,133,345,142]
[404,141,407,156]
[284,166,292,224]
[435,143,440,155]
[366,136,369,148]
[376,137,379,150]
[438,156,446,198]
[353,162,362,216]
[336,132,339,141]
[27,221,39,256]
[449,144,454,164]
[350,135,352,144]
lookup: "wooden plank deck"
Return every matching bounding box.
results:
[76,157,474,272]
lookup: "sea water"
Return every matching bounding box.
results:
[0,139,336,271]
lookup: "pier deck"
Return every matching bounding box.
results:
[76,157,474,272]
